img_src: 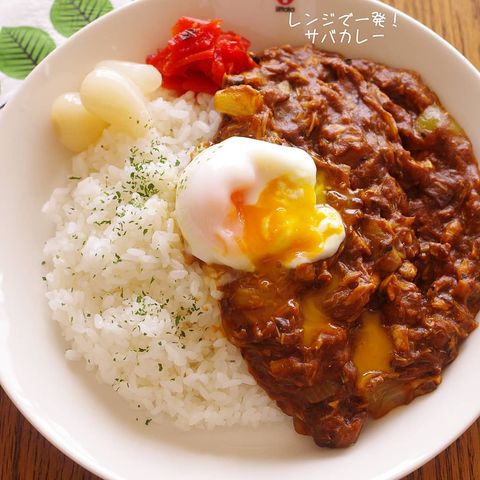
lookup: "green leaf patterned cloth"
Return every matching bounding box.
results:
[0,0,131,105]
[50,0,114,37]
[0,27,56,80]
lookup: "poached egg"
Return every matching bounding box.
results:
[175,136,345,271]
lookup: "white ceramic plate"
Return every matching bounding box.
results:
[1,1,479,479]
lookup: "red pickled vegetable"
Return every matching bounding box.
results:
[146,17,257,94]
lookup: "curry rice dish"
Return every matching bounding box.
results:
[45,17,480,450]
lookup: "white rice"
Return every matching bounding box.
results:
[43,90,282,429]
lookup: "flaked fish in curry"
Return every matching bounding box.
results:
[216,45,480,448]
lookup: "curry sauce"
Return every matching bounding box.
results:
[219,45,480,448]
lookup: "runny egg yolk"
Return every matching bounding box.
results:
[353,311,394,389]
[230,176,344,267]
[175,136,345,271]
